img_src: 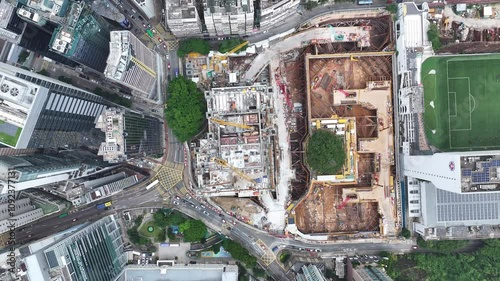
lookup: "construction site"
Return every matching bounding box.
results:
[192,85,275,198]
[292,51,397,237]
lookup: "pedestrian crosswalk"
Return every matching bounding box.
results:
[256,239,276,265]
[155,161,183,195]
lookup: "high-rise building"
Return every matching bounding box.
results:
[0,197,43,234]
[165,0,202,37]
[295,264,327,281]
[0,63,109,149]
[105,31,163,102]
[0,1,26,44]
[20,215,126,281]
[203,0,254,36]
[0,149,108,194]
[258,0,301,31]
[16,0,113,72]
[351,266,393,281]
[95,107,163,163]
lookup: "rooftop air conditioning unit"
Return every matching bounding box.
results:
[1,84,10,93]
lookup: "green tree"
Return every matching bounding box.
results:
[222,239,257,267]
[127,228,149,245]
[305,1,319,10]
[58,76,73,85]
[306,129,346,174]
[167,227,176,240]
[164,77,207,142]
[400,228,411,239]
[18,50,29,64]
[427,23,442,51]
[177,39,211,57]
[279,252,291,263]
[153,211,169,228]
[156,228,166,242]
[37,69,49,76]
[218,38,247,54]
[182,220,207,242]
[134,215,143,227]
[211,242,221,254]
[252,265,266,278]
[167,211,186,226]
[386,3,397,14]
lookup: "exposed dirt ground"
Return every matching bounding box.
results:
[308,55,392,119]
[294,183,380,234]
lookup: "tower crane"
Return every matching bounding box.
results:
[210,118,254,130]
[211,157,257,184]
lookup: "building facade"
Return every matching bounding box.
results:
[0,63,109,149]
[203,0,254,36]
[95,107,163,163]
[0,150,108,194]
[105,31,163,102]
[165,0,202,37]
[16,0,113,72]
[0,197,43,234]
[21,215,126,281]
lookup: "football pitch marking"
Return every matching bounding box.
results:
[446,63,474,148]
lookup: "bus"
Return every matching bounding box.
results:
[96,203,106,210]
[58,213,68,218]
[145,179,159,190]
[146,29,154,38]
[358,0,373,4]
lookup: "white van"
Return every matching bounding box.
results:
[131,8,137,13]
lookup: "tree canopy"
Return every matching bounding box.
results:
[165,77,206,142]
[181,219,207,242]
[427,23,442,51]
[388,238,500,281]
[222,239,257,267]
[177,39,211,57]
[306,129,346,174]
[218,38,247,54]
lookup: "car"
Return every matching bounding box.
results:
[163,43,167,49]
[138,15,144,21]
[307,248,314,252]
[167,63,171,69]
[315,249,321,252]
[175,196,180,200]
[149,24,153,29]
[190,203,195,208]
[158,37,163,43]
[203,211,209,215]
[131,15,136,19]
[263,30,268,34]
[72,218,77,222]
[173,201,179,205]
[221,219,226,223]
[218,213,224,217]
[298,248,304,251]
[131,8,137,13]
[28,234,32,238]
[185,194,191,199]
[412,245,418,250]
[165,54,169,59]
[195,205,200,209]
[142,23,147,28]
[200,204,206,209]
[232,220,237,225]
[189,261,197,264]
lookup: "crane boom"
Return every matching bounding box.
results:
[212,157,256,184]
[210,118,253,130]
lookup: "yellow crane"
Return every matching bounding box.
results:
[213,41,249,66]
[210,118,253,130]
[211,157,257,184]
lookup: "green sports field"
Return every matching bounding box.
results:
[421,54,500,151]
